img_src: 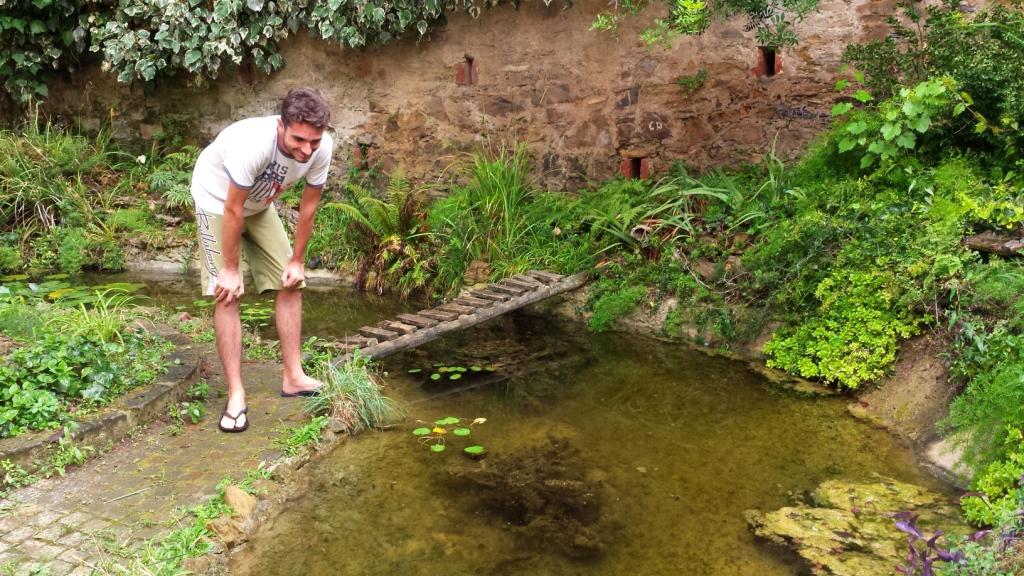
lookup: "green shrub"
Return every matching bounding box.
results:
[588,284,647,332]
[764,268,923,389]
[960,427,1024,527]
[0,244,20,273]
[0,330,168,438]
[56,227,88,275]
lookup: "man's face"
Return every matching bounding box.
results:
[277,119,324,163]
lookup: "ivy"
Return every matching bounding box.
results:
[1,0,572,103]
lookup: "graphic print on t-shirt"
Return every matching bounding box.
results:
[250,161,289,203]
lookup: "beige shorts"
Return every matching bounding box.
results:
[195,205,305,297]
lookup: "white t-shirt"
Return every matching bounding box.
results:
[190,115,334,216]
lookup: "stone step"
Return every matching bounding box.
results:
[396,313,439,329]
[418,309,460,322]
[378,320,417,336]
[453,295,492,308]
[359,325,400,342]
[471,289,512,302]
[527,270,563,284]
[437,302,475,316]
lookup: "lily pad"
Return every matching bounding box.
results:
[464,445,486,456]
[470,365,482,372]
[455,366,467,373]
[453,428,471,437]
[44,273,70,280]
[430,373,441,381]
[430,444,446,453]
[408,368,423,374]
[449,373,462,380]
[435,416,460,426]
[412,427,431,436]
[1,274,29,282]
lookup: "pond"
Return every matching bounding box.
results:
[107,272,951,575]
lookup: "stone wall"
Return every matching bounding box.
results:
[40,0,903,191]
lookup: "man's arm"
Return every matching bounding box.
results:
[281,184,323,289]
[215,181,249,303]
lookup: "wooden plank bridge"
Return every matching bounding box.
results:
[331,271,587,363]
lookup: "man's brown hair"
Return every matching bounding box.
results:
[280,88,331,129]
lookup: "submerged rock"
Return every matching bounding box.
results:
[745,477,969,576]
[445,434,612,559]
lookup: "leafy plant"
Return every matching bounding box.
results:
[276,416,329,456]
[411,416,486,455]
[327,167,432,296]
[304,351,403,435]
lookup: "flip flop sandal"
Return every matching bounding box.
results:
[280,387,323,398]
[218,406,249,433]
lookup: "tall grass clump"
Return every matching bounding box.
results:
[429,143,593,297]
[304,352,403,435]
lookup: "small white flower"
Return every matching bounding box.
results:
[137,155,147,164]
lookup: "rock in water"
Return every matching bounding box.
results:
[745,477,970,576]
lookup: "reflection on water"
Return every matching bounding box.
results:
[220,310,949,576]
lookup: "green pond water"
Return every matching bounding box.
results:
[104,273,950,575]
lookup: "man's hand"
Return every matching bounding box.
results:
[282,260,305,289]
[214,268,243,304]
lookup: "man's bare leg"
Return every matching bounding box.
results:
[215,299,247,429]
[277,287,323,394]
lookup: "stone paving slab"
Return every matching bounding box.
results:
[0,358,307,575]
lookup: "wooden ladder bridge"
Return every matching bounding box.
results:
[332,271,587,363]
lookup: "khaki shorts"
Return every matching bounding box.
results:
[195,205,305,297]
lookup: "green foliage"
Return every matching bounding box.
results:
[676,67,708,98]
[588,283,647,332]
[833,76,975,169]
[276,416,329,456]
[412,416,486,455]
[326,167,432,297]
[146,146,199,216]
[0,0,97,103]
[0,243,20,273]
[0,288,167,439]
[764,268,923,388]
[430,143,593,297]
[960,427,1024,527]
[304,351,403,435]
[56,227,88,275]
[843,0,1024,157]
[592,0,819,48]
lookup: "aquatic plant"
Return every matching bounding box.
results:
[412,416,486,456]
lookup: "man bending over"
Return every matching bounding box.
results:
[190,87,334,433]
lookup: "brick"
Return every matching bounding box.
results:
[2,526,33,545]
[27,509,63,529]
[34,524,66,543]
[57,512,92,529]
[454,58,478,86]
[15,538,63,561]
